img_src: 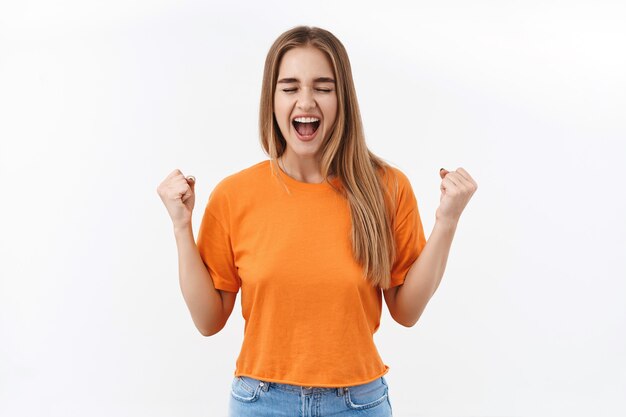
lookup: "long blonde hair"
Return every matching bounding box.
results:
[259,26,399,289]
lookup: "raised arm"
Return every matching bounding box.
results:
[384,167,477,327]
[157,170,236,336]
[174,223,237,336]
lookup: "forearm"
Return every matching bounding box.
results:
[394,219,457,326]
[174,224,225,336]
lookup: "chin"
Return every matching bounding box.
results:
[286,138,323,158]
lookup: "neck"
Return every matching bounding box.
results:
[279,152,325,184]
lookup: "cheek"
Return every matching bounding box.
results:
[326,100,338,125]
[273,98,288,122]
[327,94,338,115]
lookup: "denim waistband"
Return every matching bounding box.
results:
[237,375,385,397]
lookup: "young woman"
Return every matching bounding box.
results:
[157,25,477,417]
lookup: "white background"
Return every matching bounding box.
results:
[1,1,625,416]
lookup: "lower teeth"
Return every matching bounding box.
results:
[294,121,319,137]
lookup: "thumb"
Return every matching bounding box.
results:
[439,168,449,179]
[186,175,196,191]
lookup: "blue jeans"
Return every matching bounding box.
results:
[228,375,393,416]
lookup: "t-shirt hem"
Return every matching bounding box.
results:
[213,282,239,292]
[387,279,405,288]
[233,366,390,388]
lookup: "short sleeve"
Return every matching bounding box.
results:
[196,181,241,293]
[388,168,427,288]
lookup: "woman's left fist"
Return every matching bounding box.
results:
[436,167,478,224]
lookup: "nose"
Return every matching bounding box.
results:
[296,87,316,111]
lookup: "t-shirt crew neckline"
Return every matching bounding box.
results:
[273,159,341,192]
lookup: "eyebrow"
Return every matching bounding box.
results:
[277,77,336,84]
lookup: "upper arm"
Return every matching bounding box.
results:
[219,289,237,324]
[386,167,427,288]
[382,167,426,323]
[383,285,401,319]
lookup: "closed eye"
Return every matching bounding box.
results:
[281,88,333,93]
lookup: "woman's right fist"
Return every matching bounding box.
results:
[157,169,196,229]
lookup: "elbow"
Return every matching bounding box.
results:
[195,310,229,337]
[197,321,224,337]
[399,305,427,328]
[393,313,420,328]
[398,318,418,328]
[199,328,215,337]
[199,326,220,337]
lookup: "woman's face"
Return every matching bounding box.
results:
[273,45,338,161]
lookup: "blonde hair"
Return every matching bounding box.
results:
[259,26,399,289]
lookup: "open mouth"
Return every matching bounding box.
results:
[292,117,321,137]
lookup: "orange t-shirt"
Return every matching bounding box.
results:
[196,160,426,387]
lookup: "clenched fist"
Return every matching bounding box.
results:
[436,167,478,225]
[157,169,197,229]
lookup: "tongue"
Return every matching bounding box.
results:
[296,122,316,136]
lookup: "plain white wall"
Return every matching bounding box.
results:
[1,1,624,416]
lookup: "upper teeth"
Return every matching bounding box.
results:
[294,117,320,123]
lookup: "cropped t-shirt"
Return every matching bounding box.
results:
[196,160,427,387]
